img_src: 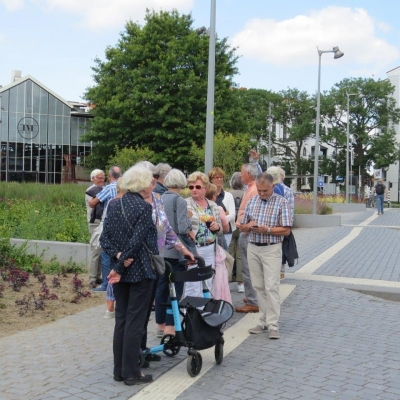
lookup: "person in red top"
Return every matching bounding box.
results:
[235,163,260,313]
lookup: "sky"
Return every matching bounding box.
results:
[0,0,399,102]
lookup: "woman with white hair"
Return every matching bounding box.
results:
[155,168,196,337]
[100,165,157,385]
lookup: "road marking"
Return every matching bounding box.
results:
[286,273,400,289]
[130,284,296,400]
[295,227,363,274]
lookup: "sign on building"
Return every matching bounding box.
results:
[374,169,382,179]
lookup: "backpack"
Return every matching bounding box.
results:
[375,184,384,195]
[234,196,242,222]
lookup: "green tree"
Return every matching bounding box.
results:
[189,131,251,180]
[83,10,243,170]
[106,146,155,172]
[321,78,400,192]
[272,88,315,191]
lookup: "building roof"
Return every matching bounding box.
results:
[387,66,400,75]
[0,74,73,109]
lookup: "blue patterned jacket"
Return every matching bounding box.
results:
[100,192,158,282]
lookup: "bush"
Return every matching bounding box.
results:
[294,194,333,215]
[0,183,89,243]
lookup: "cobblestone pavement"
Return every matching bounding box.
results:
[1,209,400,400]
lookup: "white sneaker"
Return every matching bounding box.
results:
[104,310,115,319]
[237,283,244,293]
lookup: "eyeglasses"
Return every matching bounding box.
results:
[212,176,224,180]
[188,185,204,190]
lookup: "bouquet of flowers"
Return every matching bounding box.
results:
[200,215,214,228]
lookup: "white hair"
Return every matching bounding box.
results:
[122,166,153,193]
[266,166,281,184]
[90,169,104,181]
[164,169,187,189]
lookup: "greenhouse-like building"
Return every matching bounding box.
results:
[0,71,92,184]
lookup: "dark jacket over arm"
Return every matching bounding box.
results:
[100,192,158,283]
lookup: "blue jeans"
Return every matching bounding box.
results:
[100,251,111,289]
[376,194,384,214]
[155,258,186,326]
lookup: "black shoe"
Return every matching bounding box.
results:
[96,278,103,284]
[143,360,150,368]
[145,353,161,362]
[114,375,124,382]
[124,374,153,385]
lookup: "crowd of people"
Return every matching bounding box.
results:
[84,154,295,385]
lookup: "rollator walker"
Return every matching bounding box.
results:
[141,256,233,377]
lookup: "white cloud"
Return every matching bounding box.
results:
[1,0,25,10]
[44,0,194,30]
[231,7,400,70]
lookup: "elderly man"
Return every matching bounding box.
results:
[240,172,292,339]
[153,163,172,195]
[235,163,260,313]
[89,166,122,292]
[266,166,295,280]
[85,169,105,287]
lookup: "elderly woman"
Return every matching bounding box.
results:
[208,167,236,248]
[135,162,194,355]
[205,183,230,234]
[155,168,196,337]
[100,165,156,385]
[185,171,223,297]
[228,172,245,292]
[153,163,172,195]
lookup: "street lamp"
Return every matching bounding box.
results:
[267,102,273,168]
[312,46,344,214]
[345,92,364,203]
[204,0,216,173]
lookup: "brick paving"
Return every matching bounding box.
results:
[2,209,400,400]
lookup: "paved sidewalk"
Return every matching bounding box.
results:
[1,209,400,400]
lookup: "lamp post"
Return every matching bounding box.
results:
[267,102,273,168]
[204,0,216,173]
[345,93,364,203]
[312,46,344,214]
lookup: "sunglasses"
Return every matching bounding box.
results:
[188,185,204,190]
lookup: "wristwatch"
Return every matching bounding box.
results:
[267,227,271,234]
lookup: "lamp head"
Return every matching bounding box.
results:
[333,46,344,59]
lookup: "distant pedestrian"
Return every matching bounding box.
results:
[374,179,387,215]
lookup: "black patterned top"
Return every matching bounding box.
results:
[100,192,158,283]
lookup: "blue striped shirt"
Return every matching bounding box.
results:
[241,193,292,244]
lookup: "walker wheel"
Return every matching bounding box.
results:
[138,350,145,367]
[187,351,202,377]
[162,335,181,357]
[215,341,224,365]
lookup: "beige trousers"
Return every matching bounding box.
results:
[247,242,282,328]
[89,222,102,281]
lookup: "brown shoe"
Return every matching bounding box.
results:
[243,297,248,303]
[235,304,259,313]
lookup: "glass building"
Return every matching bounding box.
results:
[0,73,92,183]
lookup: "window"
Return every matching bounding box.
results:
[302,147,307,156]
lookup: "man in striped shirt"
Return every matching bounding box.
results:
[240,172,292,339]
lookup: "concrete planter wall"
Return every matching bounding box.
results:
[326,203,366,213]
[293,214,341,228]
[10,238,90,268]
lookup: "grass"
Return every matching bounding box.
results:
[0,182,89,243]
[294,194,333,215]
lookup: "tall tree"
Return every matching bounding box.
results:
[272,88,315,191]
[83,10,243,170]
[321,78,400,192]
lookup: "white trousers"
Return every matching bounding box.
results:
[183,244,215,298]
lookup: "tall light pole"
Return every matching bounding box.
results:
[346,93,364,203]
[312,46,344,214]
[204,0,216,173]
[267,102,273,168]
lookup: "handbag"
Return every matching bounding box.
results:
[142,242,166,276]
[223,248,234,282]
[120,197,165,276]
